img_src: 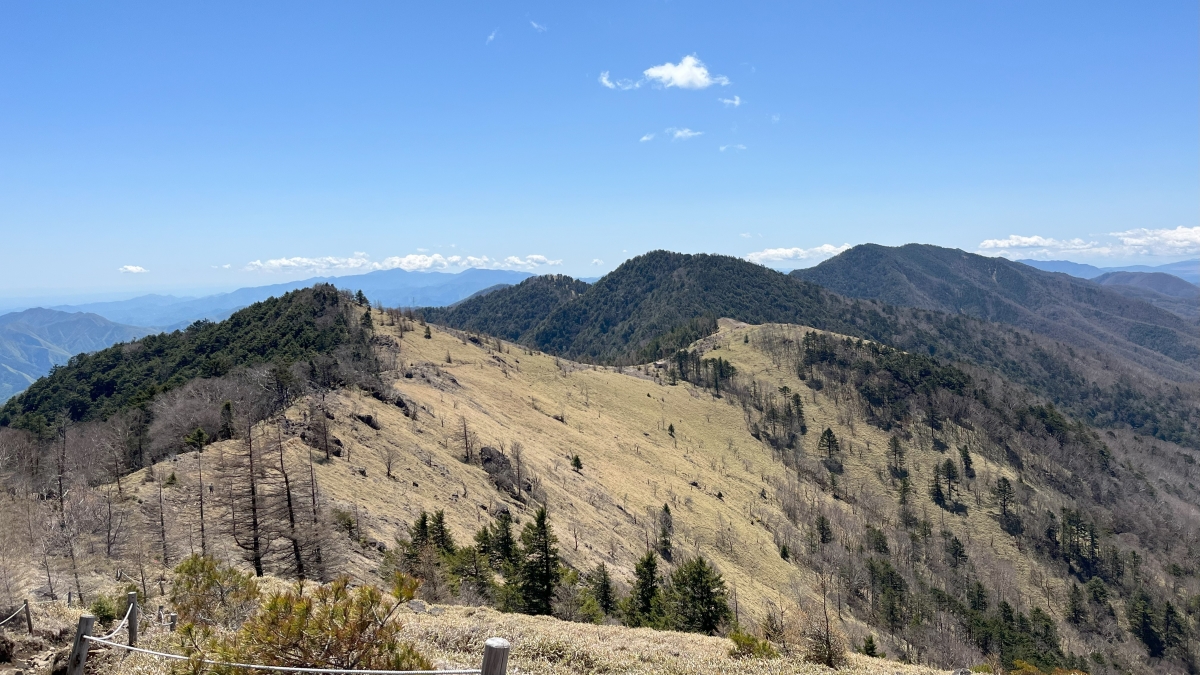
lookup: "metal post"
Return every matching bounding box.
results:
[127,591,138,646]
[23,599,33,634]
[67,591,73,607]
[66,614,95,675]
[480,637,510,675]
[168,613,177,632]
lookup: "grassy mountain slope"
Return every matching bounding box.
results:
[427,252,1200,450]
[28,311,1195,673]
[790,244,1200,374]
[0,285,354,430]
[0,308,155,402]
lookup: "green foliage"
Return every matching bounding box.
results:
[860,633,881,658]
[517,506,560,615]
[424,275,590,342]
[89,595,118,627]
[200,577,431,673]
[622,550,661,628]
[664,556,731,635]
[2,285,353,430]
[570,454,582,472]
[170,554,261,629]
[728,627,778,659]
[587,563,616,616]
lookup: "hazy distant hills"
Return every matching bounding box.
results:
[24,267,535,329]
[0,268,531,401]
[791,244,1199,373]
[0,308,154,401]
[1019,257,1199,284]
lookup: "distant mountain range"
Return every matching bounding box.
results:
[792,244,1199,375]
[0,308,154,401]
[1018,257,1198,284]
[29,267,534,329]
[0,267,532,401]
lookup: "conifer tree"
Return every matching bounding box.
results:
[588,562,616,615]
[1066,583,1086,624]
[517,507,560,615]
[666,556,730,634]
[817,428,839,459]
[624,550,661,627]
[657,504,674,562]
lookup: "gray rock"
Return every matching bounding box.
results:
[407,600,426,613]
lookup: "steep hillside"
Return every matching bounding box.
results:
[791,244,1200,374]
[7,309,1196,672]
[1093,272,1199,322]
[0,308,154,402]
[0,284,362,430]
[428,252,1200,450]
[425,274,590,340]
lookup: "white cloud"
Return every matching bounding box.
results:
[591,259,604,265]
[245,252,561,275]
[118,265,148,274]
[530,21,546,32]
[719,144,746,152]
[719,95,741,107]
[745,244,852,266]
[639,133,655,142]
[485,29,497,45]
[770,114,780,123]
[667,127,702,140]
[644,55,729,89]
[740,232,752,239]
[598,71,638,90]
[1110,226,1200,256]
[977,227,1200,260]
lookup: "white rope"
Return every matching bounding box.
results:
[0,606,24,626]
[83,636,482,675]
[92,602,135,641]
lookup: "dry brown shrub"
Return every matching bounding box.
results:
[799,608,848,669]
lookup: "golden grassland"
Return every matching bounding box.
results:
[86,603,950,675]
[70,310,1093,672]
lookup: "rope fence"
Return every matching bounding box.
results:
[0,599,34,634]
[66,609,511,675]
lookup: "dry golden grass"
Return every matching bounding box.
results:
[95,603,950,675]
[96,312,1068,672]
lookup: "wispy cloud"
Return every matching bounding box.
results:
[245,252,562,275]
[591,259,604,265]
[745,244,852,267]
[978,227,1200,259]
[720,144,746,152]
[770,114,780,123]
[530,21,546,32]
[644,55,729,89]
[639,133,655,142]
[667,127,702,140]
[719,95,741,107]
[598,71,638,90]
[485,29,497,45]
[118,265,148,274]
[740,233,752,239]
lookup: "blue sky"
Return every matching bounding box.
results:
[1,1,1196,299]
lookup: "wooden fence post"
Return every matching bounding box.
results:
[66,614,95,675]
[168,613,177,632]
[127,591,139,646]
[23,599,33,634]
[480,637,510,675]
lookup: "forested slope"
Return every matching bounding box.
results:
[425,251,1200,450]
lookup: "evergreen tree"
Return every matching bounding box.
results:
[958,445,975,479]
[588,563,616,615]
[1161,601,1185,656]
[941,458,960,503]
[929,464,946,507]
[1126,589,1164,658]
[666,556,730,634]
[423,326,431,339]
[816,514,834,545]
[860,634,879,658]
[993,477,1015,517]
[887,435,905,476]
[517,507,560,615]
[624,550,661,627]
[570,454,583,472]
[657,504,674,562]
[1066,583,1086,624]
[429,510,456,555]
[817,428,840,459]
